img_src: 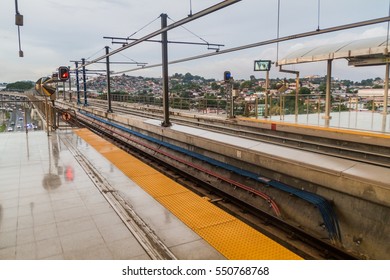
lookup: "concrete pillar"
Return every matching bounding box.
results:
[264,70,269,118]
[323,59,333,126]
[384,63,389,116]
[295,72,300,122]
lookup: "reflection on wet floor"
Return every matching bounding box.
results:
[0,205,2,233]
[42,134,62,191]
[0,130,223,260]
[0,131,151,259]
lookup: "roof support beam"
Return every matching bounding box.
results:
[323,59,333,126]
[279,66,300,121]
[384,63,389,116]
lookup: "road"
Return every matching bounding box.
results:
[1,98,38,133]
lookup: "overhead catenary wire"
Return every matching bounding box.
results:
[127,16,161,39]
[77,0,242,70]
[115,49,138,64]
[86,47,106,61]
[167,16,223,51]
[113,15,390,75]
[168,16,209,45]
[111,47,147,66]
[104,15,224,52]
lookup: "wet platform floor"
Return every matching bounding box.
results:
[0,130,223,260]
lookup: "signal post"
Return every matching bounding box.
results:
[224,71,234,119]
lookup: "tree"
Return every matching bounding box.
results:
[211,82,220,90]
[112,91,128,95]
[6,81,34,91]
[318,83,326,94]
[183,72,193,83]
[299,87,311,95]
[254,86,263,92]
[360,78,373,86]
[240,80,252,90]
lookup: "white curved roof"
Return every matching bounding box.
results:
[277,36,390,66]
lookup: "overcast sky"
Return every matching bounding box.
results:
[1,0,390,83]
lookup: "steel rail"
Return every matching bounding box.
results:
[73,109,356,259]
[75,111,282,216]
[83,99,390,168]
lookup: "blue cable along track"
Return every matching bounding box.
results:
[81,111,341,242]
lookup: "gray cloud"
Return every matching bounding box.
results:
[1,0,389,82]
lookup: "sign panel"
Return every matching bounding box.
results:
[348,57,390,67]
[254,60,271,71]
[61,112,71,121]
[35,77,56,97]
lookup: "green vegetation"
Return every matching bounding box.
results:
[299,87,311,95]
[5,81,34,91]
[111,91,128,95]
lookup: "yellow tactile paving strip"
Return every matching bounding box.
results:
[239,117,390,139]
[74,128,302,260]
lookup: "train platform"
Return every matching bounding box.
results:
[237,116,390,146]
[0,129,302,260]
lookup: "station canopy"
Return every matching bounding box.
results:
[277,35,390,67]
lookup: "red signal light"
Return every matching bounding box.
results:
[65,166,74,181]
[58,66,70,81]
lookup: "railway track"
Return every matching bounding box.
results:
[69,109,357,260]
[84,99,390,168]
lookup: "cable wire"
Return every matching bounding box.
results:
[127,16,160,39]
[167,16,209,45]
[86,47,106,61]
[114,48,139,63]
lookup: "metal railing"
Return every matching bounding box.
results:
[65,91,390,133]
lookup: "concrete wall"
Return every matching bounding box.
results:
[74,105,390,259]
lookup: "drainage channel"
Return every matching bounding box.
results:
[61,133,177,260]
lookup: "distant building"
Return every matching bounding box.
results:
[357,88,387,97]
[358,89,389,111]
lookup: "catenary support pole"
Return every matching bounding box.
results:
[82,58,88,106]
[75,61,81,105]
[105,46,113,113]
[161,14,171,127]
